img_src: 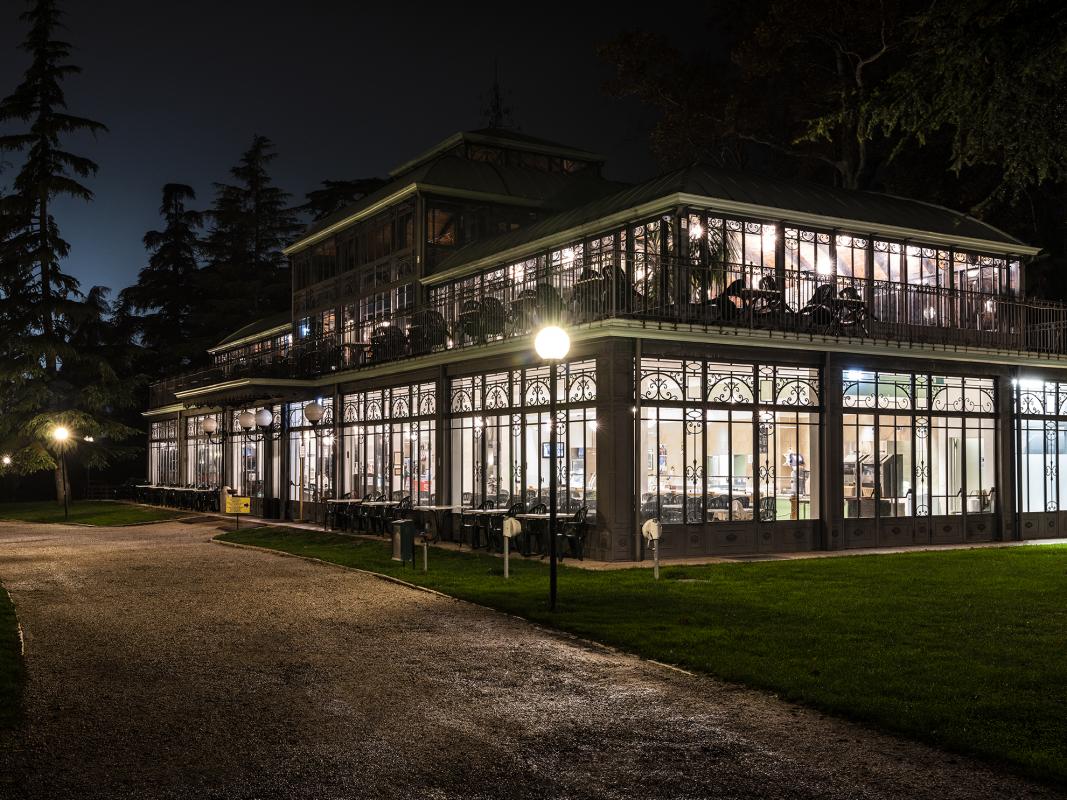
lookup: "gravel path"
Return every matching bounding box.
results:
[0,519,1060,800]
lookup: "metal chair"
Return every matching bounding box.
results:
[558,507,590,561]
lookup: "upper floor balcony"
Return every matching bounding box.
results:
[148,257,1067,409]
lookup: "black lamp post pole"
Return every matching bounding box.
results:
[61,450,69,521]
[549,359,558,611]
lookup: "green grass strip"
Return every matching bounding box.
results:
[218,526,1067,785]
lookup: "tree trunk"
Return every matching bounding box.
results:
[54,463,68,506]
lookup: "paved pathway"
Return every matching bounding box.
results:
[0,519,1060,800]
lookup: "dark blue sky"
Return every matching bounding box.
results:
[0,1,681,296]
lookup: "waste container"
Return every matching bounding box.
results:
[392,519,416,564]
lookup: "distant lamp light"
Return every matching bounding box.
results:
[238,410,256,431]
[255,408,273,428]
[1,455,10,466]
[200,417,218,435]
[534,326,570,362]
[304,401,324,425]
[52,426,70,443]
[689,222,704,240]
[588,419,599,431]
[845,370,864,382]
[83,436,95,443]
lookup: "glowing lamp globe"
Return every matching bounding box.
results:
[201,417,218,435]
[255,408,273,428]
[304,401,324,425]
[238,410,256,431]
[1,456,10,466]
[52,426,70,442]
[534,326,570,361]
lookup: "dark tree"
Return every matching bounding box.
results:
[0,0,136,503]
[296,178,386,222]
[601,0,1067,298]
[0,0,107,372]
[858,0,1067,211]
[600,0,913,188]
[119,183,205,370]
[201,135,301,321]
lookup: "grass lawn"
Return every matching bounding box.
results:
[219,526,1067,785]
[0,585,22,729]
[0,500,184,526]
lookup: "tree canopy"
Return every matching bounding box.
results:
[0,0,138,501]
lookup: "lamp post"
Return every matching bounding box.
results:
[534,325,570,611]
[52,426,71,521]
[303,401,330,530]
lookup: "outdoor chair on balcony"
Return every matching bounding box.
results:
[703,278,745,323]
[571,268,605,321]
[535,283,565,324]
[456,300,486,344]
[407,309,450,356]
[799,283,837,332]
[748,275,794,327]
[834,286,873,337]
[370,324,407,363]
[510,289,541,333]
[557,507,590,561]
[456,296,505,343]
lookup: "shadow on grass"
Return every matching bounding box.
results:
[0,501,184,526]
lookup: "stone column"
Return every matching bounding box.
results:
[594,338,636,561]
[822,354,844,550]
[996,372,1018,541]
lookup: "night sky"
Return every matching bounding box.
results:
[0,1,683,296]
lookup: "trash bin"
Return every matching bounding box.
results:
[392,519,416,564]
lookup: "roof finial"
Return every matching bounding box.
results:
[482,59,515,130]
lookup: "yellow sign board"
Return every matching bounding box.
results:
[225,495,251,514]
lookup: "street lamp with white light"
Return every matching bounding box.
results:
[533,325,570,611]
[299,401,330,528]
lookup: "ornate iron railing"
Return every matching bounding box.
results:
[149,258,1067,407]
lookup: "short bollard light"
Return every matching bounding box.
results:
[420,527,430,573]
[642,518,663,580]
[502,516,522,579]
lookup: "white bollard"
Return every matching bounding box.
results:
[502,516,522,581]
[422,538,429,573]
[641,518,663,580]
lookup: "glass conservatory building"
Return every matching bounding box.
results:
[144,127,1067,560]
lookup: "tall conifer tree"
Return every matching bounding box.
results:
[202,135,300,321]
[0,0,136,503]
[119,183,205,370]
